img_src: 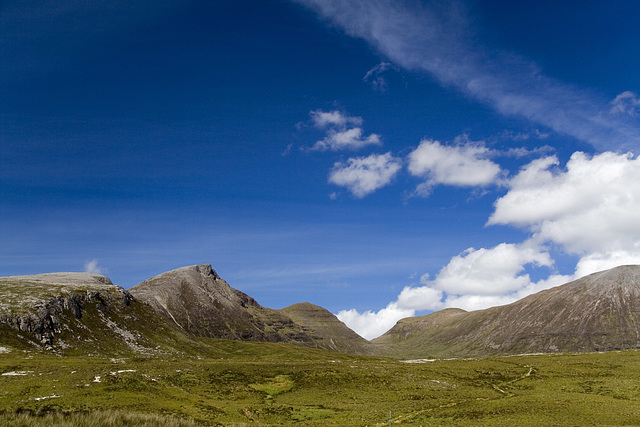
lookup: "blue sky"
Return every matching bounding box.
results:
[2,0,640,338]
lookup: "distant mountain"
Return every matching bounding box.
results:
[279,302,376,354]
[374,265,640,358]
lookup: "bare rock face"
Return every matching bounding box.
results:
[129,264,316,344]
[0,273,134,349]
[374,265,640,358]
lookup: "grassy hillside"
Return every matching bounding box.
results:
[279,302,376,354]
[2,342,640,426]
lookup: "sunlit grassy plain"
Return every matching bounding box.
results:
[2,340,640,426]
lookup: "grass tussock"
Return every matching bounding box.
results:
[0,410,197,427]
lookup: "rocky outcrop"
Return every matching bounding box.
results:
[0,273,132,347]
[1,291,132,346]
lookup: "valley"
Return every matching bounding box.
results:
[3,264,640,425]
[2,342,640,426]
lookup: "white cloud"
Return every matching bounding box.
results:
[430,242,554,296]
[337,303,415,340]
[295,0,640,151]
[337,150,640,337]
[574,251,640,279]
[337,241,568,338]
[308,109,382,151]
[395,285,443,311]
[314,127,382,151]
[407,138,502,196]
[363,62,399,91]
[610,91,640,117]
[329,152,402,197]
[489,151,640,255]
[310,109,362,129]
[84,259,104,275]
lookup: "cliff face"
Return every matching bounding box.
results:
[0,273,185,355]
[374,266,640,358]
[0,273,132,347]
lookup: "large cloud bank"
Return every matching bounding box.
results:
[338,151,640,339]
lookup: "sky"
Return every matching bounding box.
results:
[2,0,640,339]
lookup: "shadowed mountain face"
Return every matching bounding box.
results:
[129,264,316,344]
[374,265,640,358]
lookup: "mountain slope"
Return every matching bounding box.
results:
[129,264,317,345]
[279,302,376,354]
[0,272,194,355]
[374,265,640,358]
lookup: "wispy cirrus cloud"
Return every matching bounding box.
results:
[293,0,640,151]
[610,91,640,117]
[363,62,400,92]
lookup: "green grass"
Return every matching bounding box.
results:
[2,342,640,425]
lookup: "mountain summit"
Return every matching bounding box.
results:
[129,264,316,344]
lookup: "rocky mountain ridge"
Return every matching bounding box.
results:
[3,264,640,358]
[0,264,374,355]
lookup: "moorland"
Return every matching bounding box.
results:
[3,264,640,425]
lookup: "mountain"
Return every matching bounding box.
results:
[5,264,640,359]
[128,264,375,354]
[278,302,376,354]
[0,272,194,355]
[0,265,370,355]
[128,264,317,345]
[374,265,640,358]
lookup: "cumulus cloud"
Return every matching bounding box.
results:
[329,152,402,197]
[294,0,640,151]
[489,151,640,256]
[430,242,554,295]
[407,138,503,196]
[84,259,104,275]
[338,241,569,339]
[339,150,640,338]
[337,303,415,340]
[308,109,382,151]
[310,109,362,129]
[574,251,640,279]
[315,127,382,151]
